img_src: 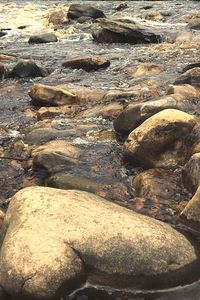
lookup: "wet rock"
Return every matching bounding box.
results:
[114,94,196,135]
[145,11,165,22]
[167,84,200,98]
[29,83,106,106]
[182,62,200,73]
[182,153,200,194]
[48,10,68,25]
[32,140,80,174]
[133,168,187,221]
[29,84,78,106]
[62,56,110,72]
[0,32,7,37]
[77,103,123,119]
[9,60,46,78]
[25,128,76,145]
[67,4,105,20]
[37,106,75,120]
[92,19,162,44]
[123,109,197,168]
[174,67,200,86]
[46,174,104,193]
[76,16,93,24]
[28,33,58,44]
[115,2,128,11]
[133,63,163,77]
[1,187,200,300]
[180,186,200,233]
[0,63,6,80]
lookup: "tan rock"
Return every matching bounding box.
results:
[182,153,200,193]
[77,103,123,118]
[145,11,164,22]
[123,109,197,168]
[32,140,80,174]
[1,187,200,300]
[0,209,5,230]
[167,84,200,98]
[62,56,110,71]
[48,10,68,25]
[176,31,193,43]
[37,105,76,120]
[133,63,163,78]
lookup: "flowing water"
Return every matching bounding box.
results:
[0,1,200,299]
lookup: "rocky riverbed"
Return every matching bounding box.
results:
[0,1,200,299]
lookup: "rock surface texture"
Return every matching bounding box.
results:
[0,187,200,300]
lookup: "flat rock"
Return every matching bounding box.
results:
[28,33,58,44]
[77,102,123,119]
[174,67,200,86]
[67,4,105,20]
[37,106,75,120]
[62,56,110,71]
[133,63,163,77]
[114,94,197,135]
[9,60,46,78]
[167,84,200,98]
[32,140,80,174]
[123,109,197,168]
[29,83,106,106]
[1,187,200,300]
[92,18,162,44]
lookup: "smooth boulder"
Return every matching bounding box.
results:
[28,33,58,44]
[123,109,197,168]
[1,187,200,300]
[67,4,105,20]
[9,60,46,78]
[62,56,110,71]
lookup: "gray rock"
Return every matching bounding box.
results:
[67,4,105,20]
[10,60,47,78]
[28,33,58,44]
[1,187,200,300]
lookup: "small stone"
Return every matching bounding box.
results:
[133,63,163,77]
[37,106,75,120]
[115,2,128,11]
[10,60,46,78]
[48,10,67,25]
[28,33,58,44]
[145,11,165,22]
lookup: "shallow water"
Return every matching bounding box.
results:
[0,1,200,299]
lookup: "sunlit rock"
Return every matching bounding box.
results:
[1,187,200,300]
[123,109,198,168]
[62,56,110,72]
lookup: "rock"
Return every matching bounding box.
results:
[182,153,200,194]
[37,106,75,120]
[46,174,104,193]
[123,109,197,168]
[167,84,200,98]
[114,94,197,135]
[62,56,110,71]
[77,103,123,119]
[0,209,5,230]
[29,83,106,106]
[67,4,105,20]
[115,2,128,11]
[0,54,16,62]
[28,84,78,106]
[0,63,6,80]
[9,60,46,78]
[145,11,165,22]
[180,186,200,233]
[175,31,193,43]
[133,168,188,222]
[32,140,80,174]
[92,19,162,44]
[174,67,200,86]
[0,32,7,37]
[182,62,200,73]
[25,128,77,145]
[48,10,68,25]
[188,19,200,30]
[1,187,200,300]
[76,16,93,24]
[28,33,58,44]
[133,63,163,77]
[104,88,161,102]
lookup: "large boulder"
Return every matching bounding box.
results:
[67,4,105,20]
[92,18,162,44]
[0,187,200,300]
[32,140,80,174]
[123,109,198,168]
[114,94,197,135]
